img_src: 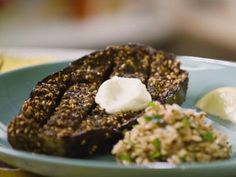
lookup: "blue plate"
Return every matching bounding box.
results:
[0,57,236,177]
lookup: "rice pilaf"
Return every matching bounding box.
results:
[112,101,231,164]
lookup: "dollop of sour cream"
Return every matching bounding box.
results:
[95,76,152,114]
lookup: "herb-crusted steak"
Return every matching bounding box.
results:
[148,51,188,104]
[7,44,188,157]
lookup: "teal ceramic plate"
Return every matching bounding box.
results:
[0,56,236,177]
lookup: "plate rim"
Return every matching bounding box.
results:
[1,55,236,171]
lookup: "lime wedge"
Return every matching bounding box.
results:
[196,87,236,123]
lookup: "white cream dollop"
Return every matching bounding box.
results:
[95,76,152,114]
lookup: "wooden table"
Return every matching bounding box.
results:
[0,162,42,177]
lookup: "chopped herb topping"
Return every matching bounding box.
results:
[202,131,214,142]
[181,116,191,127]
[119,153,132,162]
[148,101,156,107]
[144,114,163,123]
[153,138,161,151]
[149,138,161,160]
[149,151,161,160]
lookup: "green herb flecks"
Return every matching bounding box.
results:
[148,101,156,107]
[153,138,161,151]
[181,116,191,127]
[119,153,132,162]
[202,131,214,142]
[149,151,161,160]
[144,114,163,123]
[149,138,162,160]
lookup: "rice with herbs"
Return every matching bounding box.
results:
[112,101,231,164]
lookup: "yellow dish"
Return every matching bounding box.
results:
[0,53,55,72]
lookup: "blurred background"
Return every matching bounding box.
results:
[1,0,236,61]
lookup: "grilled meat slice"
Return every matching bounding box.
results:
[65,107,142,157]
[67,128,122,157]
[46,83,98,129]
[70,49,114,83]
[147,51,188,104]
[66,44,152,157]
[109,44,150,83]
[7,49,114,152]
[7,71,70,151]
[7,44,189,158]
[40,83,98,155]
[40,44,151,157]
